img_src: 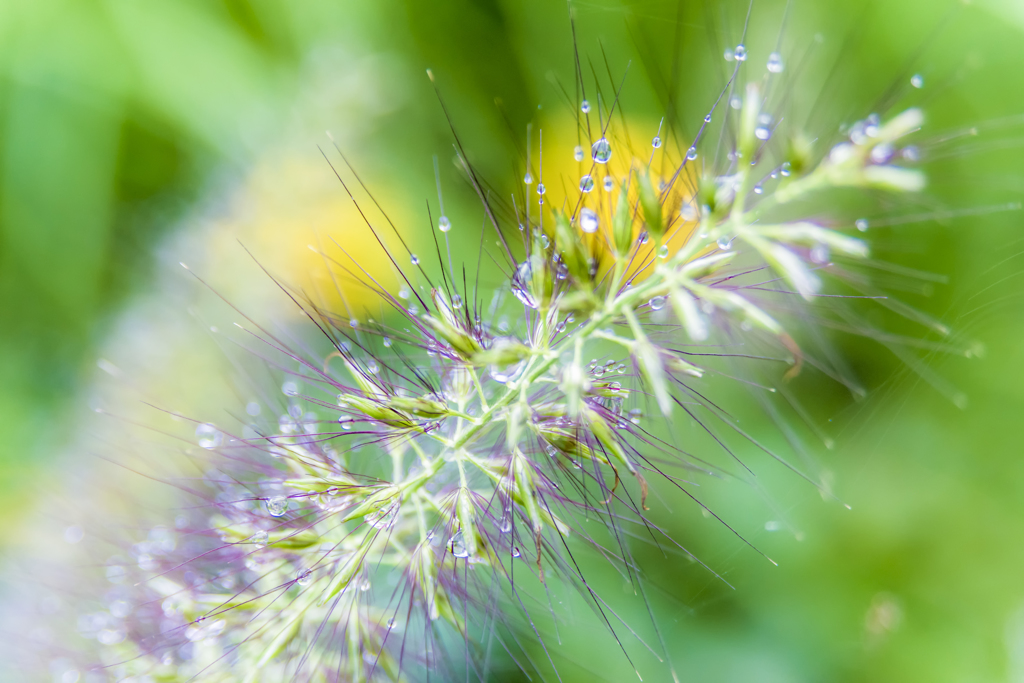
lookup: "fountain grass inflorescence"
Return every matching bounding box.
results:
[65,38,934,683]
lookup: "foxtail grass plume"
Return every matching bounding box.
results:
[49,23,943,683]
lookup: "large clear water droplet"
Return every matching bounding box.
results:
[581,99,591,114]
[579,175,594,193]
[649,296,666,311]
[250,530,268,548]
[580,208,599,233]
[591,138,612,164]
[657,245,669,259]
[524,172,533,185]
[767,52,784,73]
[717,236,733,250]
[652,136,662,149]
[451,294,463,308]
[573,145,584,161]
[449,529,470,558]
[438,216,451,232]
[296,569,312,587]
[686,146,698,161]
[537,183,546,196]
[265,497,289,517]
[734,44,747,61]
[603,176,614,192]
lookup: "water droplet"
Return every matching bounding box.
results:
[649,296,666,311]
[603,176,614,192]
[411,254,420,265]
[296,569,312,586]
[734,44,747,61]
[810,243,830,264]
[195,424,222,450]
[449,530,469,558]
[451,294,463,310]
[657,245,669,259]
[628,408,643,424]
[869,142,894,164]
[581,99,591,114]
[780,161,792,177]
[359,579,371,592]
[911,74,924,89]
[512,261,537,309]
[591,138,612,164]
[686,146,698,161]
[753,184,763,194]
[855,218,869,232]
[724,48,734,62]
[438,215,451,232]
[365,503,398,530]
[537,183,546,195]
[499,516,513,533]
[639,232,649,245]
[511,547,521,558]
[767,52,784,73]
[573,145,584,161]
[383,337,392,348]
[246,402,261,417]
[730,95,742,110]
[652,136,662,148]
[704,114,712,123]
[580,208,599,233]
[399,287,410,299]
[579,175,594,193]
[902,146,920,162]
[349,319,358,328]
[524,172,533,185]
[265,497,289,517]
[755,126,771,141]
[282,381,298,397]
[717,236,733,250]
[681,203,697,221]
[386,617,397,629]
[250,530,268,548]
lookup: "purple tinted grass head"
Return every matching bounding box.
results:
[29,12,1013,683]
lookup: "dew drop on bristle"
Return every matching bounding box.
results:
[755,126,771,141]
[573,145,584,161]
[780,161,792,177]
[365,504,398,530]
[511,547,521,558]
[870,143,895,164]
[730,95,742,110]
[580,208,599,233]
[911,73,924,89]
[451,294,463,308]
[399,287,410,299]
[704,114,712,123]
[724,48,734,62]
[657,245,669,258]
[687,146,698,161]
[856,218,869,232]
[499,516,512,533]
[296,569,312,587]
[195,424,221,449]
[438,215,451,232]
[537,183,546,195]
[754,184,763,194]
[681,203,697,221]
[767,52,784,73]
[250,530,268,548]
[524,172,533,185]
[810,243,830,264]
[579,175,594,193]
[649,296,666,311]
[383,337,392,348]
[581,99,590,114]
[449,530,469,558]
[652,136,662,149]
[734,44,747,61]
[265,497,289,517]
[410,254,420,265]
[603,176,614,191]
[717,236,733,250]
[282,381,298,397]
[591,138,612,164]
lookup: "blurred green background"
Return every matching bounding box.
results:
[2,0,1023,681]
